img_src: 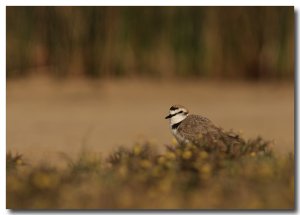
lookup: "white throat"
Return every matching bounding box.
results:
[170,113,188,126]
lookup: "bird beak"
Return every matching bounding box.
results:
[165,114,171,119]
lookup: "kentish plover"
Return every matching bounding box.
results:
[165,105,239,149]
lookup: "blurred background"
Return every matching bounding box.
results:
[7,6,294,79]
[6,6,294,164]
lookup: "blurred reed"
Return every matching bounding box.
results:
[6,6,294,80]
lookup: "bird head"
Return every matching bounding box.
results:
[165,105,189,125]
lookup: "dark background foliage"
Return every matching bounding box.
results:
[7,6,294,80]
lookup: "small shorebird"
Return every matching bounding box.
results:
[165,105,241,150]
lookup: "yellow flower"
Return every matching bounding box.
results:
[16,159,24,166]
[171,138,177,146]
[166,152,176,160]
[158,156,166,164]
[133,144,141,156]
[140,159,152,169]
[198,151,208,160]
[182,150,192,160]
[201,163,211,174]
[32,172,59,190]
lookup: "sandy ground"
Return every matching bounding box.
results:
[7,76,294,165]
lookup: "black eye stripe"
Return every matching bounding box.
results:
[168,111,185,118]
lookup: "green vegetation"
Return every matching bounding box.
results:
[7,6,294,80]
[7,134,294,209]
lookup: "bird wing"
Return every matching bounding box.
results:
[178,115,222,142]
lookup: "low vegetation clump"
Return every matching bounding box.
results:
[7,135,294,209]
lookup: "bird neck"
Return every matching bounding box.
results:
[170,114,187,127]
[171,121,182,129]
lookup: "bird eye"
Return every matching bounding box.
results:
[178,111,183,114]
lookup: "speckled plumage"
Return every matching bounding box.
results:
[166,105,243,152]
[165,105,273,157]
[175,114,222,143]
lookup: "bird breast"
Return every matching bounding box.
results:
[171,127,186,142]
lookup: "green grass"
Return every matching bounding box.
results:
[7,135,294,209]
